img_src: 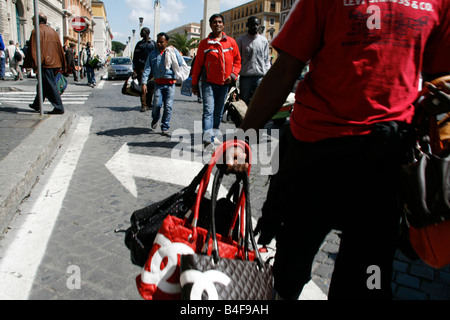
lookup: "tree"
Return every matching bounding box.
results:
[112,41,126,54]
[169,33,199,56]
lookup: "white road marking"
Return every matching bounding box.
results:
[105,143,228,198]
[96,80,105,89]
[0,91,91,105]
[0,116,92,300]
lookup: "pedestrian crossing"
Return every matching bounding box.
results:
[0,91,91,106]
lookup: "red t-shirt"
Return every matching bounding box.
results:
[272,0,450,142]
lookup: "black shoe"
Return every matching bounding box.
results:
[29,104,40,112]
[151,121,158,130]
[47,108,64,115]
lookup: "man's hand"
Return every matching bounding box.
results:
[225,145,249,174]
[224,76,233,85]
[421,81,450,115]
[142,84,147,96]
[192,84,199,96]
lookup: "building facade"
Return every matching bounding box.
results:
[62,0,94,49]
[220,0,282,60]
[91,0,112,60]
[0,0,65,47]
[0,0,99,50]
[280,0,297,28]
[167,22,201,57]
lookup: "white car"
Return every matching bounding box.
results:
[107,57,133,80]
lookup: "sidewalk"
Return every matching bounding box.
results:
[0,76,74,234]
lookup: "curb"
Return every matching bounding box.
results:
[0,113,74,234]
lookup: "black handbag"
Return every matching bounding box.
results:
[121,76,142,97]
[180,168,274,300]
[119,164,241,267]
[400,75,450,229]
[399,75,450,269]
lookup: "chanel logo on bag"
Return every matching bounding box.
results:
[180,269,231,300]
[141,234,195,294]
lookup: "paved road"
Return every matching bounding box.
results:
[0,73,448,301]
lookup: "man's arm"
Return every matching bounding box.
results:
[141,54,152,95]
[226,51,306,172]
[240,51,305,131]
[191,41,205,95]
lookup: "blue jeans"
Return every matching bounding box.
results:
[239,76,263,105]
[86,66,96,85]
[0,57,5,78]
[152,83,175,131]
[201,81,229,143]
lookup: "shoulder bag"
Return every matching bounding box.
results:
[400,75,450,269]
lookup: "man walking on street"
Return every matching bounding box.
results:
[133,27,156,112]
[226,0,450,300]
[237,16,270,106]
[191,14,241,149]
[141,32,184,136]
[0,34,5,80]
[6,40,23,81]
[81,42,96,87]
[24,13,66,115]
[66,43,78,81]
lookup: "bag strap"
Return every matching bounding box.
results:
[412,75,450,155]
[190,140,252,241]
[207,169,264,267]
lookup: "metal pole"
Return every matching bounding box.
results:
[78,32,81,81]
[33,0,43,116]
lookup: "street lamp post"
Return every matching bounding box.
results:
[132,30,135,59]
[139,17,144,30]
[128,36,131,57]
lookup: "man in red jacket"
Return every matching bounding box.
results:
[191,14,241,149]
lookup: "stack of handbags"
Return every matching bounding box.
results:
[400,75,450,269]
[134,140,273,300]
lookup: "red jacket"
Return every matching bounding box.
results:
[192,33,241,86]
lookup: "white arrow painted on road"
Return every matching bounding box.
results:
[107,144,327,300]
[105,143,227,198]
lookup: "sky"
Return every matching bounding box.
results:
[100,0,251,44]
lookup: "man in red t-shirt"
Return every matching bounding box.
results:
[228,0,449,299]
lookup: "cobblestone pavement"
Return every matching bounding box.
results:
[0,74,449,300]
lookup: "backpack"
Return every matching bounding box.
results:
[14,49,22,62]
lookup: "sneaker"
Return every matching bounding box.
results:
[203,141,216,152]
[161,129,170,136]
[140,107,149,113]
[213,137,221,146]
[151,121,158,130]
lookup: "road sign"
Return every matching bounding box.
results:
[72,16,87,33]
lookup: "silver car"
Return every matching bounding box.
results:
[107,57,133,80]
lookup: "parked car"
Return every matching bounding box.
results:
[107,57,133,80]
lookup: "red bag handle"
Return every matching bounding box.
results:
[190,140,252,241]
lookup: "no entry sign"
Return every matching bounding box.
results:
[72,16,87,33]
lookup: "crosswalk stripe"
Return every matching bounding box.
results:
[0,91,91,105]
